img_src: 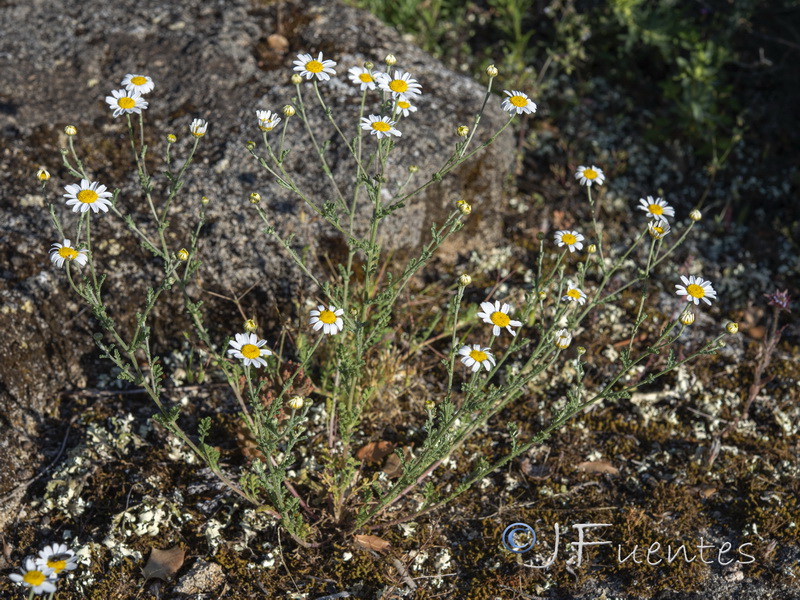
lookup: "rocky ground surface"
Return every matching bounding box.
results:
[1,0,799,599]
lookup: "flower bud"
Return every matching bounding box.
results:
[554,329,572,349]
[486,64,498,78]
[384,54,397,66]
[36,167,50,181]
[249,192,261,204]
[587,244,597,254]
[364,61,374,70]
[408,165,419,173]
[680,310,695,326]
[576,346,587,355]
[725,322,739,334]
[458,274,472,287]
[282,104,296,117]
[689,209,702,222]
[538,291,546,300]
[177,248,189,261]
[243,318,257,332]
[425,400,435,410]
[167,133,177,143]
[288,395,305,410]
[245,140,256,151]
[457,125,469,137]
[291,73,303,85]
[456,199,471,216]
[64,125,77,136]
[201,196,210,205]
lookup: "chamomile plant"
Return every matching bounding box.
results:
[41,55,733,547]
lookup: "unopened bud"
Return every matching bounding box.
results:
[288,395,305,410]
[456,199,471,216]
[457,125,469,137]
[64,125,77,136]
[291,73,303,85]
[36,167,50,181]
[425,400,435,410]
[364,61,374,70]
[243,318,257,332]
[577,346,587,355]
[201,196,210,205]
[177,248,189,261]
[384,54,397,66]
[408,165,419,173]
[167,133,177,143]
[680,310,695,326]
[458,274,472,287]
[245,140,256,151]
[587,244,597,254]
[726,322,739,334]
[554,329,572,349]
[538,291,546,300]
[249,192,261,204]
[282,104,296,117]
[486,64,498,78]
[689,209,702,222]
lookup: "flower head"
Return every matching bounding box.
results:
[458,273,472,286]
[36,167,50,181]
[310,305,345,335]
[675,275,717,306]
[458,344,496,372]
[726,322,739,334]
[477,300,522,337]
[376,70,422,99]
[360,115,401,139]
[256,110,281,132]
[764,289,791,313]
[689,209,702,222]
[554,329,572,349]
[486,64,499,78]
[456,200,471,215]
[9,557,56,595]
[50,239,89,268]
[554,230,584,252]
[287,395,305,410]
[680,310,695,325]
[105,89,148,118]
[348,66,377,91]
[63,179,113,214]
[562,283,587,305]
[64,125,77,136]
[177,248,189,261]
[575,165,605,187]
[243,318,257,332]
[647,219,671,239]
[393,97,417,118]
[167,133,177,143]
[282,104,296,117]
[638,196,675,220]
[36,543,79,576]
[293,52,337,81]
[501,90,536,115]
[121,74,155,95]
[227,332,272,368]
[190,118,208,137]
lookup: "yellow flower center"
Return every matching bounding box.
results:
[562,233,577,245]
[469,349,488,362]
[686,284,705,299]
[566,288,582,300]
[131,76,147,86]
[490,311,511,328]
[648,203,664,215]
[653,225,664,234]
[77,189,99,204]
[319,309,337,324]
[583,168,597,180]
[259,121,275,131]
[59,246,79,260]
[117,96,136,109]
[359,73,373,83]
[398,100,410,109]
[241,344,261,359]
[371,121,391,132]
[48,559,67,573]
[510,95,528,107]
[23,570,46,586]
[305,60,324,73]
[389,79,409,93]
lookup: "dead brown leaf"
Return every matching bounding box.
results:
[576,460,619,475]
[143,546,185,582]
[356,441,395,462]
[354,534,391,553]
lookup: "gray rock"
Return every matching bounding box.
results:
[0,0,512,525]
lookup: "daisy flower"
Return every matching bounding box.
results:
[63,179,113,214]
[477,300,522,337]
[348,66,376,91]
[553,329,572,349]
[360,115,401,139]
[458,344,496,373]
[293,52,337,81]
[575,165,605,187]
[393,97,417,117]
[36,543,79,576]
[121,74,154,95]
[256,110,281,132]
[376,70,422,99]
[105,89,148,118]
[562,283,587,305]
[675,275,717,306]
[227,332,273,368]
[309,305,345,335]
[190,118,208,137]
[554,230,584,252]
[9,557,56,595]
[647,219,671,239]
[638,196,675,220]
[501,90,536,115]
[50,239,89,268]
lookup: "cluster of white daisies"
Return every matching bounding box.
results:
[8,544,79,596]
[248,52,536,141]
